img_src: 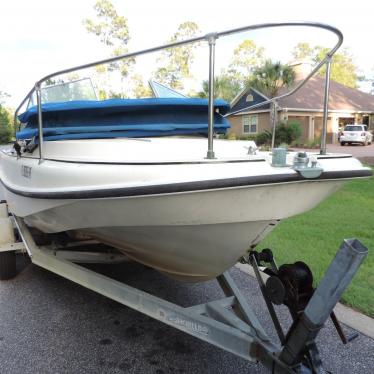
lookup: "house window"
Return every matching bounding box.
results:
[243,115,258,134]
[246,94,254,102]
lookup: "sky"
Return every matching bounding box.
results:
[1,0,373,108]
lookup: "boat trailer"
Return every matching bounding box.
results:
[0,202,368,373]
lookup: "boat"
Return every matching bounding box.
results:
[2,23,372,374]
[0,23,371,282]
[1,96,371,281]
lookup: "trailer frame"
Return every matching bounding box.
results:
[0,202,368,374]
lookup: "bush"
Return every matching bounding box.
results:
[239,121,301,148]
[237,134,257,141]
[274,121,301,146]
[303,137,322,149]
[227,132,237,140]
[255,131,272,145]
[220,132,237,140]
[278,142,289,150]
[224,120,301,148]
[222,132,269,144]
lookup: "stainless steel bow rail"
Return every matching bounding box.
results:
[13,22,343,161]
[0,201,368,373]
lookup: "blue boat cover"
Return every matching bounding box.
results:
[17,98,230,141]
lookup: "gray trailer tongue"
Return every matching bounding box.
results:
[0,206,368,373]
[244,239,367,373]
[278,239,367,371]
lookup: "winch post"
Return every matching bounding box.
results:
[279,239,368,366]
[249,253,286,344]
[320,57,332,155]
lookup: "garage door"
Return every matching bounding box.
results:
[314,117,333,143]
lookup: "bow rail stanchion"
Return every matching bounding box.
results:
[35,83,44,162]
[206,33,217,159]
[320,57,332,155]
[13,22,343,162]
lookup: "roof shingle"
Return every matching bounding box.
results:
[278,76,374,112]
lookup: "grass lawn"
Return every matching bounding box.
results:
[258,168,374,317]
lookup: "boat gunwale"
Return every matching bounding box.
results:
[0,148,354,165]
[0,169,371,200]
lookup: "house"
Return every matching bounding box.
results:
[226,61,374,144]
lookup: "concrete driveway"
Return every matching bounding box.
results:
[294,143,374,157]
[293,143,374,165]
[1,257,373,374]
[326,143,374,158]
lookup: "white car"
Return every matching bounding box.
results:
[340,124,373,146]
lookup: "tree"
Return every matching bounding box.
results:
[196,39,264,102]
[247,60,295,98]
[291,42,361,88]
[226,39,265,83]
[129,74,152,98]
[314,47,361,88]
[83,0,134,96]
[197,75,241,102]
[291,42,314,60]
[83,0,130,47]
[0,91,10,105]
[247,60,295,147]
[153,22,200,90]
[0,105,12,144]
[0,90,12,143]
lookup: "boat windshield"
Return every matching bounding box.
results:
[149,81,187,98]
[28,79,186,108]
[28,78,97,107]
[42,78,97,103]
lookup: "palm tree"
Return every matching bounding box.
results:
[246,60,295,148]
[197,75,241,103]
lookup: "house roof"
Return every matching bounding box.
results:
[228,76,374,115]
[229,87,270,115]
[230,86,269,107]
[278,76,374,112]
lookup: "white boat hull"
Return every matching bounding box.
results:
[0,138,370,281]
[5,178,343,281]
